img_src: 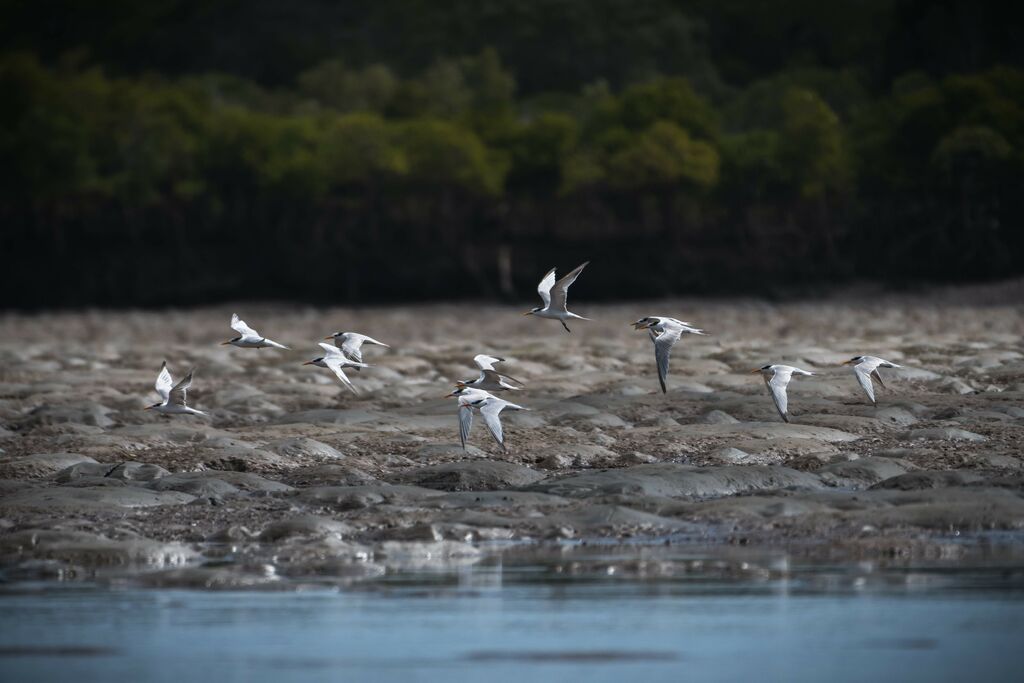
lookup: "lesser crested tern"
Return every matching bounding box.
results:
[751,364,814,423]
[145,361,205,416]
[632,316,706,393]
[524,261,591,332]
[841,355,901,405]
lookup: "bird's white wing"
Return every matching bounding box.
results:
[481,369,525,390]
[458,404,474,449]
[473,354,503,371]
[168,369,194,407]
[319,342,345,357]
[155,362,173,401]
[767,371,791,421]
[550,261,589,311]
[230,313,259,338]
[653,326,684,393]
[324,357,357,393]
[479,400,506,449]
[341,333,389,362]
[536,268,557,308]
[854,365,876,403]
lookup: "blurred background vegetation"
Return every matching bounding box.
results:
[2,0,1023,307]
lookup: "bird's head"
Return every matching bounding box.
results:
[143,403,162,411]
[302,357,322,366]
[750,365,772,374]
[522,307,541,316]
[841,356,863,366]
[220,336,240,345]
[324,332,342,340]
[446,386,467,398]
[632,317,655,330]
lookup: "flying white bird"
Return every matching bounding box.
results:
[145,361,206,416]
[302,343,369,393]
[456,354,525,392]
[751,364,814,423]
[221,313,289,349]
[523,261,591,332]
[841,355,902,405]
[632,317,706,393]
[447,386,528,452]
[324,331,390,370]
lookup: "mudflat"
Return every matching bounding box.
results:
[1,283,1022,588]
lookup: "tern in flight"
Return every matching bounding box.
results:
[302,343,369,393]
[145,361,206,416]
[456,354,525,392]
[632,317,706,393]
[751,364,814,423]
[841,355,901,405]
[324,331,390,370]
[221,314,289,350]
[523,261,591,332]
[447,386,528,452]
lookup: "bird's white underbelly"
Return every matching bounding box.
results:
[231,339,266,348]
[533,309,567,320]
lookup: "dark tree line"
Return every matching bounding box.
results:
[1,0,1022,308]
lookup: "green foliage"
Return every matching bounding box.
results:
[615,77,719,141]
[396,119,504,195]
[777,87,848,198]
[318,113,406,187]
[298,60,398,113]
[607,121,720,191]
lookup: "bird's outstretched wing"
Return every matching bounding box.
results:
[168,369,194,407]
[230,313,259,338]
[155,362,173,401]
[341,333,389,363]
[318,342,344,357]
[550,261,589,311]
[854,365,876,403]
[479,400,506,450]
[473,354,503,371]
[767,372,791,421]
[458,404,474,449]
[536,268,557,308]
[324,357,358,393]
[653,326,684,393]
[480,369,524,390]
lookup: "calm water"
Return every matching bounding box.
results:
[2,546,1024,682]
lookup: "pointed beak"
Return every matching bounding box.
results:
[522,311,533,316]
[143,405,154,410]
[220,340,231,345]
[840,360,853,366]
[323,336,334,340]
[632,322,647,330]
[302,360,314,366]
[749,369,762,374]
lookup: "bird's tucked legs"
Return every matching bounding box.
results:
[561,321,571,333]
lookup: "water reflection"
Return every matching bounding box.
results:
[2,543,1024,682]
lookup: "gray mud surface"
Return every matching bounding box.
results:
[1,284,1023,588]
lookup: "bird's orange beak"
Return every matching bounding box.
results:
[323,336,334,340]
[220,340,232,345]
[840,360,853,366]
[749,368,762,374]
[302,360,314,366]
[522,311,533,316]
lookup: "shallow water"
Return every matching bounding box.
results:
[2,546,1024,683]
